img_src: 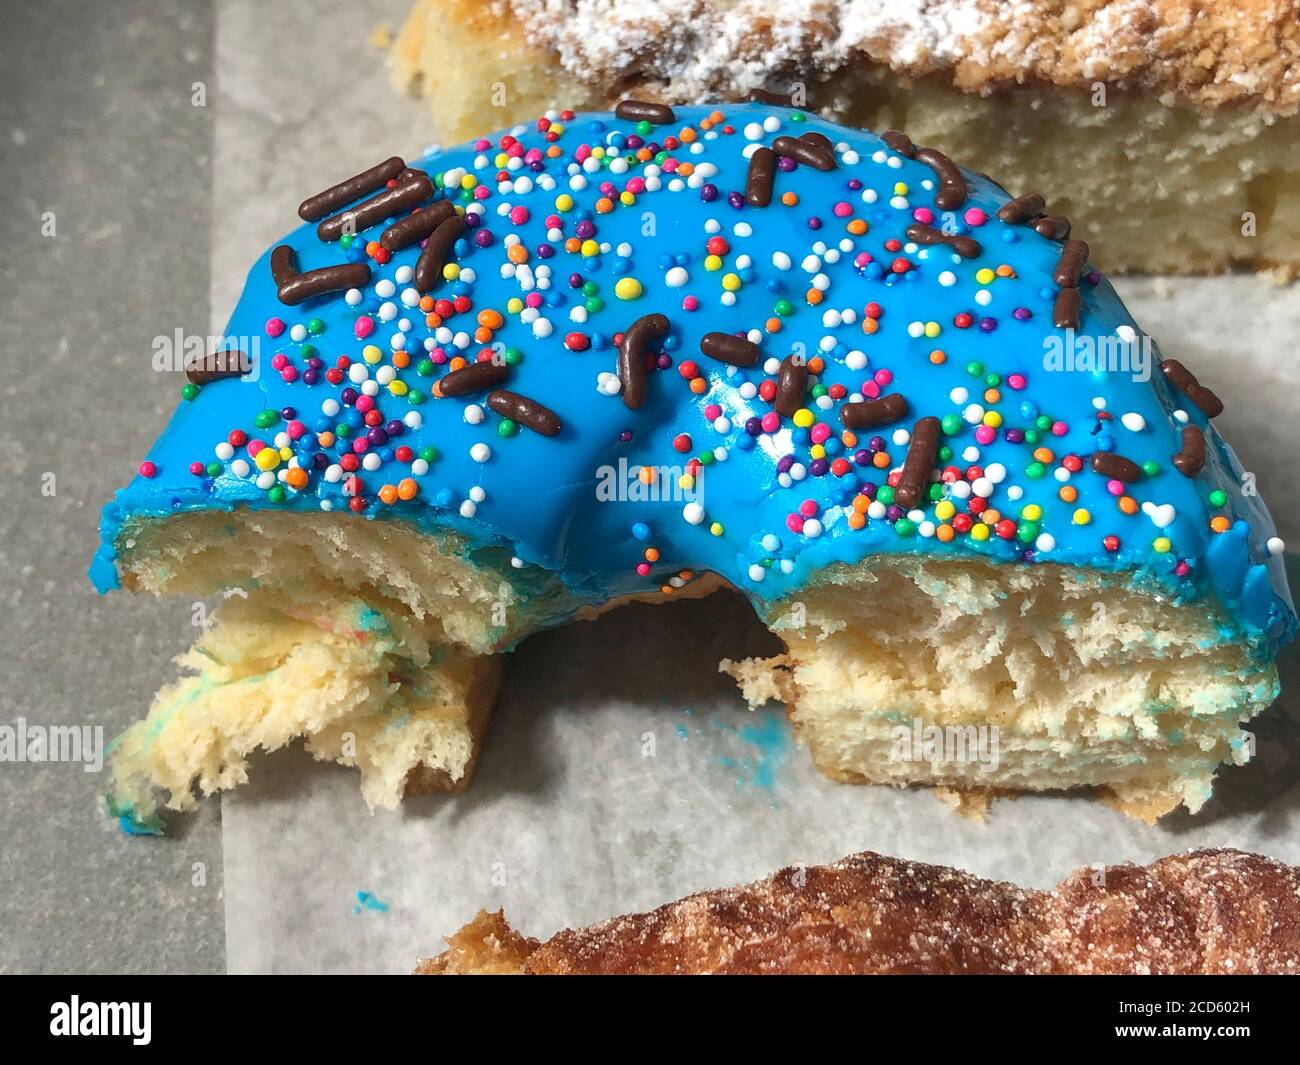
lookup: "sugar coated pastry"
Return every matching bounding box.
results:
[91,102,1294,832]
[417,848,1300,975]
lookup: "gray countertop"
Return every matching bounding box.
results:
[0,0,223,974]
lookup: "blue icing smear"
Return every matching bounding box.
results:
[89,104,1295,657]
[352,890,389,914]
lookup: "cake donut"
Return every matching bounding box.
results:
[91,101,1295,832]
[419,848,1300,975]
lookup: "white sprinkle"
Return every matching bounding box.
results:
[1121,412,1147,432]
[683,502,705,525]
[470,442,492,463]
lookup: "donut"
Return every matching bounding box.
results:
[90,102,1295,832]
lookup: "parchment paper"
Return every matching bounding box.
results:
[215,0,1300,973]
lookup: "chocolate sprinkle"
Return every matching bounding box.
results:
[1090,451,1141,482]
[700,331,760,367]
[297,156,405,222]
[487,389,561,436]
[881,130,915,157]
[437,358,509,398]
[269,245,297,287]
[774,355,807,417]
[996,192,1046,225]
[614,99,676,125]
[744,146,776,207]
[413,214,466,293]
[1053,287,1081,329]
[744,87,794,106]
[1032,215,1072,241]
[905,222,981,259]
[913,147,968,210]
[277,262,372,306]
[1172,425,1207,477]
[839,392,909,430]
[379,200,455,253]
[895,416,941,509]
[771,134,835,171]
[316,171,433,242]
[1053,240,1090,288]
[618,313,670,409]
[186,348,252,386]
[1160,359,1224,418]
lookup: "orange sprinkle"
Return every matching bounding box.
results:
[474,326,493,344]
[449,356,468,372]
[936,523,955,543]
[392,351,410,369]
[847,511,866,530]
[780,191,799,206]
[677,162,695,177]
[285,467,308,490]
[564,237,581,253]
[397,478,419,501]
[765,317,782,333]
[546,144,562,158]
[806,288,824,305]
[841,430,858,448]
[929,349,946,365]
[1118,495,1139,516]
[995,264,1015,278]
[595,197,615,213]
[679,127,697,143]
[852,494,870,514]
[984,388,1001,404]
[689,376,708,395]
[660,584,674,595]
[378,484,399,505]
[1210,515,1232,533]
[644,547,661,562]
[365,241,381,257]
[477,309,504,330]
[419,295,436,313]
[1032,446,1055,464]
[872,451,891,469]
[317,431,335,448]
[846,218,868,236]
[1059,485,1078,503]
[425,313,443,329]
[807,356,825,375]
[862,317,879,335]
[507,244,529,265]
[709,110,725,123]
[638,466,657,485]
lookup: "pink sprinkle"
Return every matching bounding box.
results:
[524,292,544,308]
[266,318,285,338]
[810,423,831,445]
[682,295,700,312]
[703,403,722,420]
[138,460,157,478]
[270,353,288,370]
[473,138,491,151]
[912,207,935,224]
[760,412,780,433]
[975,425,996,445]
[473,185,490,201]
[286,420,306,440]
[354,316,375,339]
[279,367,298,383]
[963,208,988,226]
[873,369,893,387]
[247,440,265,457]
[355,395,375,413]
[636,562,652,576]
[1007,373,1027,390]
[833,201,852,218]
[352,437,369,454]
[626,178,647,195]
[798,499,819,518]
[1107,479,1125,496]
[786,514,804,533]
[861,381,881,400]
[509,206,530,225]
[1051,420,1068,436]
[1174,561,1190,577]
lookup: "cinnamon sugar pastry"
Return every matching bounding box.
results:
[391,0,1300,277]
[417,848,1300,974]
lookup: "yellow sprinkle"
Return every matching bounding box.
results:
[934,500,956,521]
[506,297,524,314]
[614,277,643,300]
[679,473,695,491]
[970,523,990,542]
[1073,508,1091,525]
[254,448,279,471]
[388,380,408,396]
[1022,503,1042,521]
[809,444,826,460]
[580,239,600,257]
[893,182,909,195]
[923,321,941,338]
[792,409,815,428]
[1153,537,1172,553]
[722,272,742,291]
[460,173,476,190]
[555,193,574,212]
[709,522,725,536]
[362,344,383,365]
[704,254,723,272]
[982,410,1003,428]
[443,263,460,281]
[975,268,995,285]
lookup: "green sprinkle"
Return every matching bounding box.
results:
[1209,489,1228,507]
[1024,428,1041,445]
[340,233,355,250]
[1141,460,1160,477]
[894,518,916,538]
[503,347,523,366]
[407,389,425,405]
[810,383,828,399]
[418,446,439,463]
[416,359,434,377]
[584,297,604,314]
[307,318,325,335]
[1025,461,1047,479]
[940,413,963,436]
[790,112,806,123]
[254,409,279,429]
[581,281,600,297]
[181,383,200,401]
[773,298,794,316]
[267,485,287,503]
[698,450,715,466]
[985,373,1001,387]
[497,418,518,437]
[876,485,895,506]
[205,462,222,477]
[635,120,652,136]
[937,444,953,462]
[335,423,351,438]
[1035,414,1052,431]
[1017,521,1039,543]
[927,482,944,502]
[300,343,317,358]
[965,361,983,377]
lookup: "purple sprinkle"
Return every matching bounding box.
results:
[619,429,633,443]
[853,448,870,465]
[978,317,998,332]
[847,178,863,190]
[302,369,319,385]
[745,416,763,436]
[777,156,797,172]
[810,458,829,476]
[568,272,583,288]
[776,454,795,474]
[280,406,296,419]
[700,184,718,202]
[625,135,643,150]
[536,243,555,258]
[656,353,672,370]
[313,453,329,470]
[807,216,822,230]
[886,504,906,521]
[727,190,745,210]
[1013,306,1032,321]
[473,229,493,249]
[868,435,886,452]
[1004,428,1025,444]
[575,220,595,239]
[859,481,877,498]
[367,428,389,447]
[386,420,404,437]
[341,387,358,406]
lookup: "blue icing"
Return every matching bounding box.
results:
[89,104,1295,656]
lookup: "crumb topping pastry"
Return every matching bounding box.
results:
[91,102,1295,653]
